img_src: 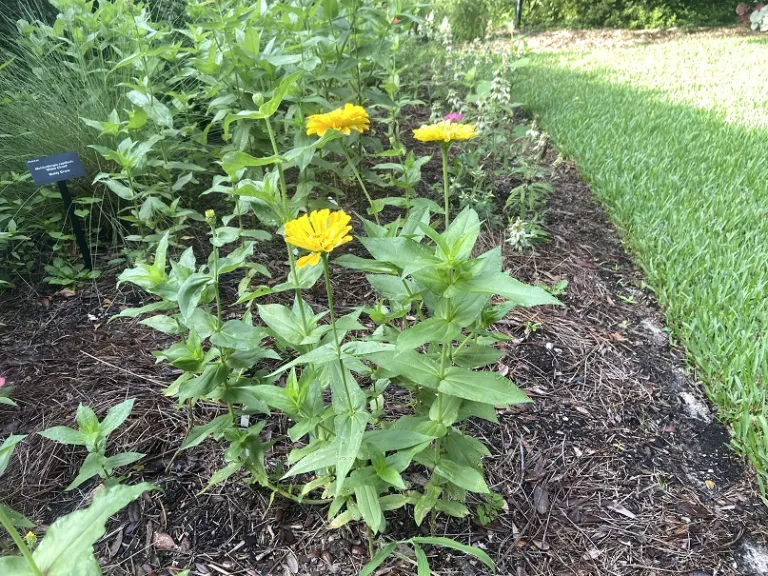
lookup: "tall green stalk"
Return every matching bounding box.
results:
[441,143,451,229]
[322,254,355,414]
[342,147,379,225]
[207,214,223,330]
[0,506,41,576]
[264,116,310,332]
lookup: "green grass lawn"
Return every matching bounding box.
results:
[515,32,768,494]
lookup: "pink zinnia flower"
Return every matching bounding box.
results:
[443,112,465,122]
[0,376,5,388]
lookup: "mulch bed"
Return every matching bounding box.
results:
[2,138,768,575]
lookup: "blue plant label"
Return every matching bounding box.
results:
[26,151,86,185]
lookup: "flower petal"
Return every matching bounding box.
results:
[297,252,321,268]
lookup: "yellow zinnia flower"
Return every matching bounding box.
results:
[412,120,478,143]
[285,209,353,267]
[306,103,370,137]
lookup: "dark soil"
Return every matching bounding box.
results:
[2,140,768,576]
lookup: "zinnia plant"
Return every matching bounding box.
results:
[413,119,479,227]
[113,53,557,575]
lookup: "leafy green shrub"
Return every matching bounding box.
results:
[1,0,421,285]
[521,0,733,29]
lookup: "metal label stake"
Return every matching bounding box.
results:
[26,151,93,270]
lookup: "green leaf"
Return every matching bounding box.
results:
[438,367,531,406]
[0,557,33,574]
[0,434,26,476]
[33,483,157,574]
[0,396,18,407]
[434,459,489,493]
[178,273,213,320]
[362,429,437,453]
[378,494,408,511]
[198,462,241,495]
[180,414,233,451]
[375,466,406,489]
[76,404,100,437]
[413,543,431,576]
[429,394,462,426]
[39,426,85,447]
[209,320,269,351]
[457,400,499,423]
[443,207,481,261]
[102,178,136,200]
[358,347,442,389]
[320,361,367,414]
[360,542,397,576]
[67,452,105,491]
[396,317,457,355]
[434,499,470,518]
[127,90,173,128]
[220,151,283,177]
[445,273,561,307]
[260,71,303,117]
[0,504,35,528]
[269,343,338,375]
[283,443,337,478]
[359,236,433,270]
[335,254,399,274]
[410,537,495,572]
[257,303,305,347]
[452,344,504,368]
[354,485,384,534]
[110,300,177,320]
[334,411,368,496]
[103,452,144,471]
[251,385,298,414]
[366,274,418,300]
[99,398,135,438]
[139,314,183,334]
[178,363,229,402]
[414,487,439,526]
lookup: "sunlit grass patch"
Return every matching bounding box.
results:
[516,33,768,495]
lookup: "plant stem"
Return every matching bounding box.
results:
[342,147,379,225]
[322,254,355,414]
[265,481,332,506]
[287,249,310,332]
[263,116,310,333]
[441,143,451,230]
[211,229,223,330]
[453,332,474,355]
[366,525,375,558]
[0,506,42,576]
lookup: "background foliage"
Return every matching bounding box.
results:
[519,0,734,29]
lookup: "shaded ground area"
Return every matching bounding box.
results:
[2,149,768,575]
